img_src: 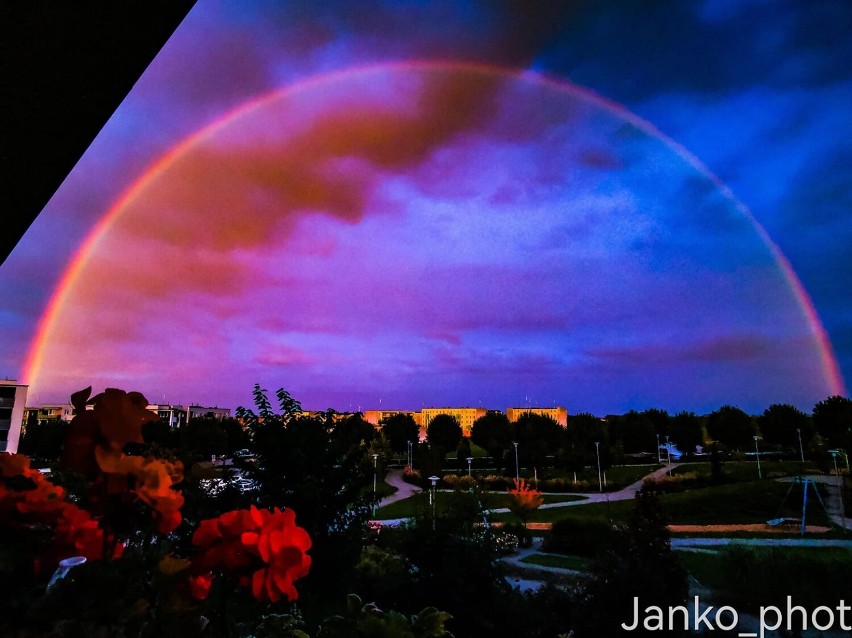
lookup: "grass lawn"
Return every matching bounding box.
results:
[549,464,658,491]
[375,480,398,499]
[677,546,852,610]
[520,553,593,571]
[490,480,835,527]
[671,460,820,482]
[373,491,585,520]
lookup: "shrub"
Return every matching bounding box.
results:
[453,475,477,491]
[441,473,460,487]
[642,471,699,493]
[501,522,533,548]
[402,465,422,487]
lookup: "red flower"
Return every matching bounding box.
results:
[0,453,120,570]
[190,506,311,602]
[187,573,213,600]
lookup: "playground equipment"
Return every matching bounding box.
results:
[767,476,828,536]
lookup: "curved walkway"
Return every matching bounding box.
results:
[378,468,422,506]
[485,462,678,515]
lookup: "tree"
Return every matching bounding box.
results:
[470,411,511,462]
[426,414,462,455]
[813,395,852,446]
[758,404,813,449]
[615,410,657,454]
[506,478,543,525]
[177,417,228,463]
[513,412,561,469]
[706,406,757,450]
[380,413,420,455]
[668,411,704,453]
[331,413,376,457]
[575,489,688,637]
[241,386,374,605]
[455,436,472,462]
[18,420,69,465]
[641,408,670,437]
[561,412,610,471]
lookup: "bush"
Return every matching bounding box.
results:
[402,465,422,487]
[501,522,533,548]
[441,473,460,487]
[542,518,615,557]
[642,471,699,493]
[457,475,477,491]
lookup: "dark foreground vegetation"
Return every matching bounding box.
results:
[5,386,850,637]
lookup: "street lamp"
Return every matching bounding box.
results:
[372,454,379,514]
[408,440,413,468]
[796,428,805,470]
[428,475,440,531]
[466,456,473,477]
[830,450,846,528]
[513,441,519,481]
[753,436,762,479]
[656,433,661,465]
[594,441,602,493]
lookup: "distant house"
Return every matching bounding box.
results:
[24,403,75,426]
[188,405,232,421]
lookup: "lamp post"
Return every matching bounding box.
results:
[466,456,473,477]
[408,440,413,468]
[796,428,805,471]
[656,433,661,465]
[665,435,671,475]
[753,436,762,479]
[513,441,519,481]
[372,453,379,514]
[594,441,602,493]
[428,475,440,531]
[830,450,846,528]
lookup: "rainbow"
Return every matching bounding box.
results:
[22,60,847,397]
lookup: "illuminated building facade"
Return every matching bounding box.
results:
[506,406,568,427]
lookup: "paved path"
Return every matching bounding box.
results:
[376,466,852,534]
[378,468,422,506]
[500,538,588,576]
[484,462,678,515]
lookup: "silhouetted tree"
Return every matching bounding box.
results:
[616,410,657,454]
[455,436,472,462]
[706,405,757,450]
[669,411,704,453]
[563,412,611,470]
[331,413,375,456]
[426,414,462,455]
[380,413,419,455]
[574,489,688,637]
[470,411,511,462]
[813,395,852,446]
[18,420,69,465]
[513,412,561,469]
[758,404,813,449]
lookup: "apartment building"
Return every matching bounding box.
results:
[0,379,28,453]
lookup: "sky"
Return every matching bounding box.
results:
[1,0,851,416]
